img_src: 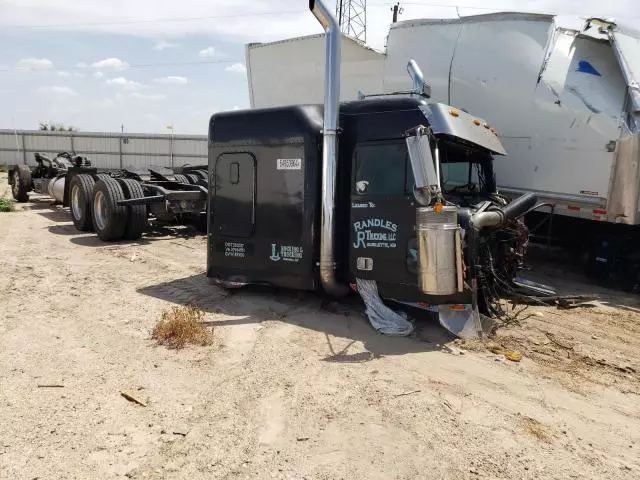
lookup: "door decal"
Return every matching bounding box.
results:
[353,218,398,249]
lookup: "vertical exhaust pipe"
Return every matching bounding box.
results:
[310,0,349,296]
[407,59,431,97]
[407,59,425,94]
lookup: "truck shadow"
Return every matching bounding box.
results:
[137,273,456,359]
[37,210,73,223]
[524,249,640,312]
[44,225,204,246]
[17,197,57,212]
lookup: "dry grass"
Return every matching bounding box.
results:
[152,306,213,349]
[521,417,551,443]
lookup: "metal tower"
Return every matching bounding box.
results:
[336,0,367,43]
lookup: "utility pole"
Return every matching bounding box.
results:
[336,0,367,43]
[391,2,403,23]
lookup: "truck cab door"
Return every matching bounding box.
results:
[349,140,417,284]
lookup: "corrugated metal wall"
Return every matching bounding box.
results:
[0,129,207,170]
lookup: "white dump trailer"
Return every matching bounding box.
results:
[246,13,640,227]
[246,34,384,108]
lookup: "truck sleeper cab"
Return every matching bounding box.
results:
[207,95,507,307]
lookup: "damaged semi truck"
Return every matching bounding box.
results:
[206,0,539,335]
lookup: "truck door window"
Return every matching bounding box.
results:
[354,142,408,196]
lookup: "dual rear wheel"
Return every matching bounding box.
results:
[69,174,148,241]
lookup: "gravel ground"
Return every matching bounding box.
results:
[1,172,639,479]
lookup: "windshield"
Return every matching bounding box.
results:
[441,159,495,200]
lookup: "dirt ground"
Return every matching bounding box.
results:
[1,171,639,480]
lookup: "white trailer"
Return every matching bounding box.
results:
[246,34,384,108]
[246,13,640,227]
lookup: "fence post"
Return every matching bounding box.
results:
[21,134,27,165]
[119,134,124,169]
[170,133,174,169]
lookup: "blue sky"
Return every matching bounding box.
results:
[0,0,637,134]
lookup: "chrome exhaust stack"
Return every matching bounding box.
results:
[310,0,348,296]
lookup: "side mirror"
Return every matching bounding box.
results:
[405,125,440,206]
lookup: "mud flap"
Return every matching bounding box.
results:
[437,304,493,339]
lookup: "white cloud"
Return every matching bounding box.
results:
[130,92,167,101]
[153,76,189,85]
[76,62,88,68]
[225,63,247,74]
[106,77,143,90]
[198,46,217,58]
[92,58,129,69]
[37,86,79,96]
[1,0,637,51]
[58,71,86,78]
[93,71,104,78]
[94,98,115,109]
[16,58,53,70]
[154,41,181,51]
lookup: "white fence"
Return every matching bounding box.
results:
[0,129,208,170]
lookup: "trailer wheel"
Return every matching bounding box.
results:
[69,174,96,231]
[193,170,209,188]
[173,174,189,184]
[95,173,111,182]
[193,170,208,181]
[117,178,148,240]
[185,173,200,184]
[92,178,127,241]
[11,165,32,202]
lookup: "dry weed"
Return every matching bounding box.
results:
[152,306,213,349]
[0,197,15,212]
[521,416,551,443]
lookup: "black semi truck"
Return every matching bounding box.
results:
[206,0,538,333]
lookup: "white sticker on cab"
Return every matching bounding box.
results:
[277,158,302,170]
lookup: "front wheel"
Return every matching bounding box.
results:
[11,165,32,202]
[69,174,95,231]
[92,178,127,241]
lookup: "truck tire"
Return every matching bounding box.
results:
[117,178,148,240]
[193,170,208,181]
[95,173,111,182]
[92,178,127,241]
[69,174,96,231]
[11,165,32,202]
[185,173,200,184]
[193,170,209,188]
[173,174,188,184]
